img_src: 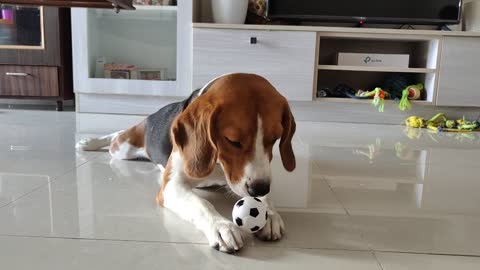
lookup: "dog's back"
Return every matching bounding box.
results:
[145,89,201,166]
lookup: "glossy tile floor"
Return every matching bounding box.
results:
[1,109,480,269]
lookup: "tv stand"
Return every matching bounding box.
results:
[355,20,366,27]
[192,23,480,123]
[438,25,453,31]
[396,25,415,30]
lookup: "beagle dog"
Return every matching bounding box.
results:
[76,73,296,253]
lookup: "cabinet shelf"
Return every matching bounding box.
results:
[318,65,436,74]
[94,5,177,21]
[80,78,177,96]
[134,5,177,11]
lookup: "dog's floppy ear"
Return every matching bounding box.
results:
[172,104,219,179]
[279,102,296,172]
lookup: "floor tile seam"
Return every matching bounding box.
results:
[315,172,480,254]
[343,210,480,219]
[371,251,386,270]
[0,184,53,210]
[0,234,377,253]
[7,233,480,257]
[315,173,351,216]
[0,157,100,210]
[314,172,378,253]
[299,121,401,126]
[372,250,480,258]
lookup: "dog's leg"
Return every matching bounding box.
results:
[160,153,245,253]
[163,180,245,253]
[77,121,149,161]
[109,158,160,179]
[75,131,123,151]
[255,196,285,241]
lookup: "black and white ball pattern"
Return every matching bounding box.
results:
[232,197,268,233]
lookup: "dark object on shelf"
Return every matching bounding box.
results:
[382,73,411,99]
[317,88,330,97]
[396,25,415,29]
[246,0,292,25]
[438,25,453,31]
[317,83,355,98]
[247,0,269,24]
[355,20,366,27]
[333,83,356,97]
[0,7,73,111]
[249,0,266,17]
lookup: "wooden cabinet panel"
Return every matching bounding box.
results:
[0,65,59,97]
[437,37,480,107]
[0,0,133,9]
[0,7,62,66]
[193,28,317,101]
[0,6,72,109]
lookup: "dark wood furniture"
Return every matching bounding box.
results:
[0,0,134,110]
[0,6,72,110]
[0,0,134,11]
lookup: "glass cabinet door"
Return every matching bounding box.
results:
[0,5,43,49]
[87,3,177,81]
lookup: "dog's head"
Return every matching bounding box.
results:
[171,73,296,197]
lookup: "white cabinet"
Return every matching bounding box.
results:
[193,28,317,101]
[437,36,480,107]
[72,2,193,113]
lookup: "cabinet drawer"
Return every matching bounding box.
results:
[437,37,480,107]
[193,29,317,101]
[0,65,59,97]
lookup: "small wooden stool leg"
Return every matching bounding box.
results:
[56,101,63,111]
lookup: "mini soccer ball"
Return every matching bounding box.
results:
[232,197,268,233]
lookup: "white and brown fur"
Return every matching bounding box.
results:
[76,73,296,253]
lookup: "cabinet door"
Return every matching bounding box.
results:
[193,28,317,101]
[0,7,63,66]
[437,37,480,107]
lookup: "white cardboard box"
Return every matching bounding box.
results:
[337,53,410,68]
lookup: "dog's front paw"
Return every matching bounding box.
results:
[206,219,245,253]
[255,211,285,241]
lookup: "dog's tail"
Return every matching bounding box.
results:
[75,131,123,151]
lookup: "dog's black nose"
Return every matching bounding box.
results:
[247,181,270,197]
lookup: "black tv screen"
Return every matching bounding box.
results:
[267,0,462,25]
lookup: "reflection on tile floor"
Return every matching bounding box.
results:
[1,110,480,269]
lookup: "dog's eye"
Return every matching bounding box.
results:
[225,137,242,149]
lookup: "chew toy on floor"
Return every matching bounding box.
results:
[405,113,480,132]
[232,197,268,233]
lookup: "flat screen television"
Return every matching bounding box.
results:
[266,0,462,25]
